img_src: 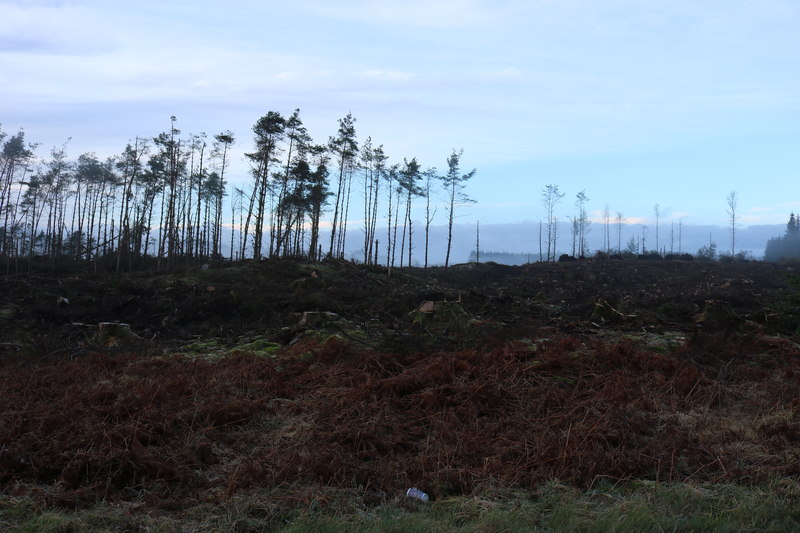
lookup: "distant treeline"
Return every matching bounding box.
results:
[764,214,800,261]
[467,251,543,265]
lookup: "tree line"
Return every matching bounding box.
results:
[0,111,476,273]
[528,185,745,262]
[764,214,800,261]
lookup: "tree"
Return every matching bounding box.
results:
[151,116,187,269]
[727,190,738,256]
[624,235,638,256]
[653,203,660,254]
[115,137,148,271]
[475,220,480,263]
[788,213,799,235]
[616,212,626,253]
[398,157,422,267]
[422,167,438,269]
[328,113,358,258]
[386,163,399,267]
[641,225,648,254]
[1,129,35,261]
[359,138,387,264]
[441,149,476,268]
[306,144,331,261]
[697,239,717,261]
[244,111,285,259]
[541,184,564,261]
[274,109,310,257]
[764,213,800,261]
[211,131,234,259]
[37,143,73,269]
[575,190,589,257]
[569,216,578,257]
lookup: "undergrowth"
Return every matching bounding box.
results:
[3,481,799,532]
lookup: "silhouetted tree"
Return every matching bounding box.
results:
[398,157,422,267]
[306,144,331,261]
[210,131,234,259]
[360,138,386,264]
[442,149,475,268]
[244,111,285,259]
[274,109,310,257]
[328,113,358,258]
[0,129,35,262]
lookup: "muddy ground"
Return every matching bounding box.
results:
[1,257,799,510]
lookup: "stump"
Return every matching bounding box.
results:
[93,322,140,346]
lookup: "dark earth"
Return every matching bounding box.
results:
[2,257,799,512]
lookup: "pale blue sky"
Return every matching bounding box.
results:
[2,0,799,235]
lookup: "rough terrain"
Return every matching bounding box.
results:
[1,257,799,515]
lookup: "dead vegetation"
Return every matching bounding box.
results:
[2,332,799,510]
[1,258,800,511]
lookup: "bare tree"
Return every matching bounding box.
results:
[538,219,543,261]
[641,225,648,254]
[422,166,438,269]
[727,190,738,256]
[575,190,589,257]
[669,220,674,254]
[542,184,564,261]
[616,211,626,253]
[475,220,480,263]
[653,203,660,255]
[569,216,578,257]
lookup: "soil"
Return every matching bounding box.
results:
[1,257,799,509]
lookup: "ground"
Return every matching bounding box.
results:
[1,257,800,531]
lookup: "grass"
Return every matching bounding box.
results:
[3,480,799,532]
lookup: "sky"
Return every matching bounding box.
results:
[2,0,799,260]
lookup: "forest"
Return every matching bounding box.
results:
[0,111,477,273]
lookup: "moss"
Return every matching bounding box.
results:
[227,337,282,357]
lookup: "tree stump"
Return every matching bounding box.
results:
[93,322,140,346]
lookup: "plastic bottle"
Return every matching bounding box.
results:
[406,487,430,502]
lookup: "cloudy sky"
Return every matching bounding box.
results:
[2,0,799,242]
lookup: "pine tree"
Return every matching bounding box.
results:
[441,149,476,268]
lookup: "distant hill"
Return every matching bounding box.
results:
[467,251,542,265]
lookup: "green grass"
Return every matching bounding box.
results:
[3,480,799,532]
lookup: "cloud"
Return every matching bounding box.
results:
[740,202,800,225]
[304,0,508,29]
[359,70,417,82]
[0,2,118,55]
